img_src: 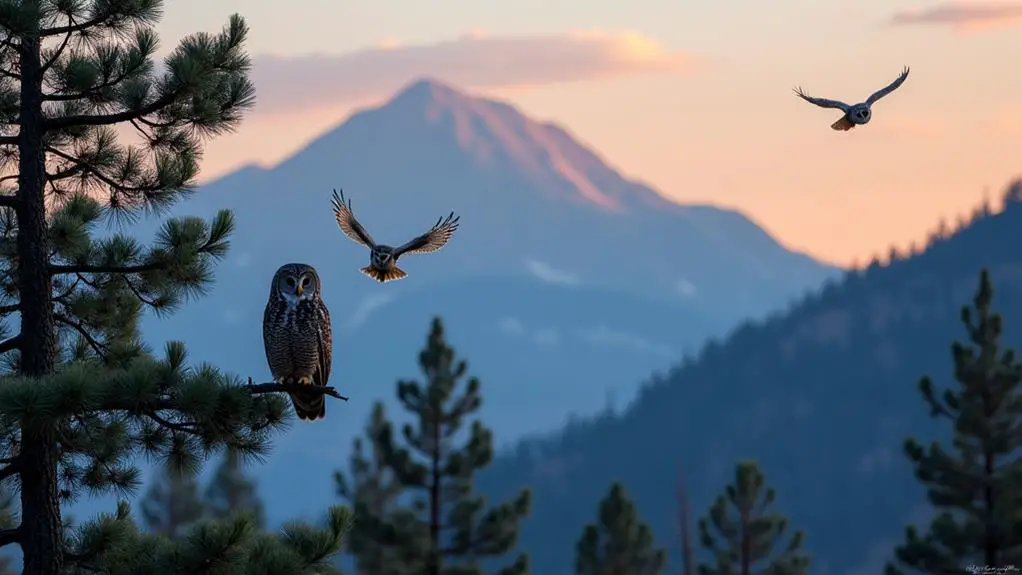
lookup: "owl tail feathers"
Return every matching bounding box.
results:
[360,265,407,283]
[831,116,855,131]
[290,392,326,422]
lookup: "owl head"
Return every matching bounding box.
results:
[851,105,871,124]
[371,246,395,269]
[271,263,321,305]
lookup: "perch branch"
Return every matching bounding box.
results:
[0,527,17,547]
[0,334,19,353]
[245,378,349,402]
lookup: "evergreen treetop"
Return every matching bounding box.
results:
[886,269,1022,574]
[139,465,204,539]
[356,317,531,575]
[574,481,666,575]
[697,461,809,575]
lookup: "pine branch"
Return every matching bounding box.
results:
[0,334,19,353]
[40,12,117,36]
[43,92,178,131]
[39,15,74,76]
[0,303,17,314]
[50,262,161,275]
[245,378,349,402]
[0,195,16,208]
[0,527,17,547]
[54,313,107,357]
[43,146,162,194]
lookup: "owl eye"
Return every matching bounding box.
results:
[301,276,310,286]
[285,277,295,286]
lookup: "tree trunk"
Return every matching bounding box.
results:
[16,30,63,575]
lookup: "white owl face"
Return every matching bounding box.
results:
[273,263,321,305]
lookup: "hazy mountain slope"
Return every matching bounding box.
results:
[80,78,841,528]
[474,191,1022,575]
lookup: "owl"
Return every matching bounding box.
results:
[263,263,333,421]
[794,66,910,131]
[330,189,460,283]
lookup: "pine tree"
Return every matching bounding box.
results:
[574,482,666,575]
[335,401,407,574]
[697,461,809,575]
[366,317,532,575]
[0,1,347,571]
[204,449,266,529]
[139,466,205,538]
[885,270,1022,575]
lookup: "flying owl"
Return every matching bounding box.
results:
[263,263,333,421]
[330,189,460,283]
[794,66,910,131]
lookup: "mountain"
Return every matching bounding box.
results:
[474,188,1022,575]
[100,78,837,523]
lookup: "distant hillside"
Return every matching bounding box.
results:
[475,185,1022,575]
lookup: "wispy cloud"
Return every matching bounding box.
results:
[889,2,1022,31]
[250,30,690,115]
[345,293,396,330]
[575,326,674,359]
[524,259,581,286]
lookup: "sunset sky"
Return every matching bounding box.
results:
[155,0,1022,266]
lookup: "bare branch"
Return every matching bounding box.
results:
[0,527,17,547]
[0,458,17,482]
[0,334,20,353]
[245,378,349,402]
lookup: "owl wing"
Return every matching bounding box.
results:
[793,87,850,111]
[866,66,910,105]
[394,212,461,257]
[314,303,332,387]
[331,189,377,248]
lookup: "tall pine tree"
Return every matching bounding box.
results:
[335,401,407,574]
[697,461,809,575]
[204,449,266,529]
[139,466,204,538]
[365,317,531,575]
[886,270,1022,574]
[574,482,666,575]
[0,1,347,571]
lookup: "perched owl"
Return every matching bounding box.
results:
[794,66,910,131]
[263,263,333,421]
[330,189,460,283]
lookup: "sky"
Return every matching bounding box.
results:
[152,0,1022,266]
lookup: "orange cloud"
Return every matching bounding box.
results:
[889,2,1022,30]
[249,30,689,116]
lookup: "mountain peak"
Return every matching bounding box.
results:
[388,77,466,108]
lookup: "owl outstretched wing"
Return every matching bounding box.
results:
[866,66,910,105]
[331,189,377,248]
[793,87,850,111]
[394,212,461,257]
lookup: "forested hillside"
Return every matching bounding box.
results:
[473,184,1022,574]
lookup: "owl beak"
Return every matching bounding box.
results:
[295,284,304,297]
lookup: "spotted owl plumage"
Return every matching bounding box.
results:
[794,66,910,131]
[263,263,333,421]
[330,188,460,283]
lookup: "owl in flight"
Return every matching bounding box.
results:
[330,189,460,283]
[263,263,333,421]
[794,66,910,131]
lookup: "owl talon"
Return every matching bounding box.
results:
[297,376,314,386]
